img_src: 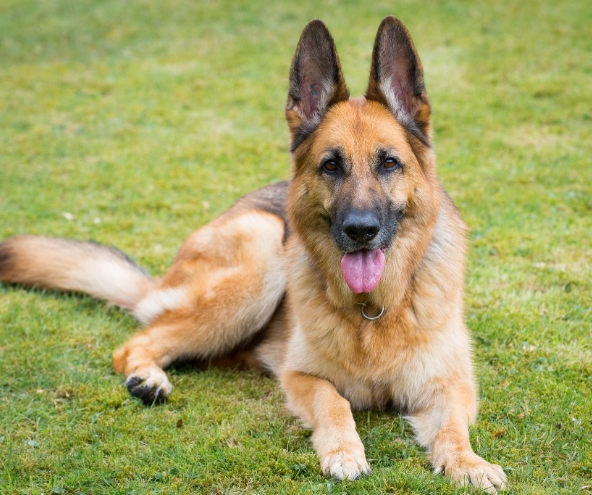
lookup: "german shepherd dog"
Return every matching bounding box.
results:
[0,17,506,492]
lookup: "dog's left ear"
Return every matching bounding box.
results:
[366,16,431,145]
[286,20,349,152]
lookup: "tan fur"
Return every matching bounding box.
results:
[0,235,154,308]
[0,17,506,493]
[113,210,286,379]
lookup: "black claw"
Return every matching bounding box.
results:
[125,376,143,391]
[125,377,167,405]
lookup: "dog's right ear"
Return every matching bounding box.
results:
[286,20,349,152]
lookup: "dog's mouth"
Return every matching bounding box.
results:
[340,247,388,294]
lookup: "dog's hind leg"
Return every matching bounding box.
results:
[113,210,286,404]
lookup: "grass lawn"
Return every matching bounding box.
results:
[1,0,590,493]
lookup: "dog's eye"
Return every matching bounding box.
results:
[323,160,338,174]
[383,157,401,170]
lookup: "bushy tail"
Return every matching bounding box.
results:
[0,235,154,309]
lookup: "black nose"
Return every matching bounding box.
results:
[342,211,380,243]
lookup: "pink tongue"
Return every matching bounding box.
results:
[340,249,385,294]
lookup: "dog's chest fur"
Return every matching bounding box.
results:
[279,198,471,412]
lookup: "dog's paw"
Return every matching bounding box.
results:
[125,367,172,405]
[320,445,371,481]
[436,452,507,494]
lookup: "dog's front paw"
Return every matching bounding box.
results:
[320,444,371,481]
[436,452,506,494]
[125,367,172,405]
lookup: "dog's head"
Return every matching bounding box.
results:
[286,17,440,295]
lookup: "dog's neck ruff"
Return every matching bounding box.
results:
[355,301,385,321]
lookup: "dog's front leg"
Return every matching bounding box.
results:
[281,370,370,480]
[407,386,507,494]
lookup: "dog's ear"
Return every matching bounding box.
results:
[366,16,431,146]
[286,20,349,152]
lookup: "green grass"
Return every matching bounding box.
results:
[1,0,590,493]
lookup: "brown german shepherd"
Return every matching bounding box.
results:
[0,17,506,492]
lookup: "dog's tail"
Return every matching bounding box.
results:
[0,235,154,310]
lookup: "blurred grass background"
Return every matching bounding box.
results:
[0,0,590,493]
